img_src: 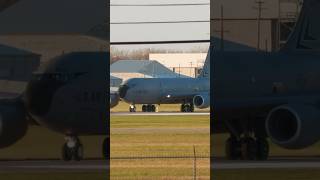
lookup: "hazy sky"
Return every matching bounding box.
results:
[110,0,210,51]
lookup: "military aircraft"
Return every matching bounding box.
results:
[0,0,109,161]
[212,0,320,160]
[118,51,210,112]
[1,52,108,161]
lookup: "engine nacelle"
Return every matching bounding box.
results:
[110,92,119,108]
[193,93,210,109]
[0,100,28,148]
[266,104,320,149]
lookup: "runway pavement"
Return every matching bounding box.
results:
[4,158,320,172]
[212,158,320,169]
[111,112,210,116]
[0,160,108,172]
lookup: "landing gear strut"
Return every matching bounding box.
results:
[142,104,157,112]
[180,103,194,112]
[62,136,83,161]
[224,119,269,160]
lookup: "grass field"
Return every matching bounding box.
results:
[110,115,210,179]
[111,101,210,112]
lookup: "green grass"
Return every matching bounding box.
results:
[0,172,108,180]
[111,101,210,112]
[111,115,209,128]
[111,159,209,179]
[212,169,320,180]
[110,115,210,179]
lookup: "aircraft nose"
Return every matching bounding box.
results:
[118,84,130,99]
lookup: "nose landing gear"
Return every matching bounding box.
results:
[62,136,83,161]
[129,105,136,112]
[62,136,110,161]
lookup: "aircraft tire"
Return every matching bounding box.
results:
[73,143,84,161]
[183,104,191,112]
[102,137,110,159]
[180,104,185,112]
[225,137,241,160]
[62,143,73,161]
[190,104,195,112]
[240,137,257,160]
[151,105,156,112]
[147,105,152,112]
[256,138,269,160]
[142,105,146,112]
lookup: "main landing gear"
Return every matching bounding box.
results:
[142,104,157,112]
[225,136,269,160]
[180,103,194,112]
[61,135,110,161]
[224,119,269,160]
[129,104,158,112]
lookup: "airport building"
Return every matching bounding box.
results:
[149,53,206,78]
[0,0,107,64]
[0,44,40,95]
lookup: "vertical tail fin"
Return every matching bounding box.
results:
[198,46,211,78]
[281,0,320,52]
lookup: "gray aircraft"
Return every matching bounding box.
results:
[212,0,320,160]
[0,0,109,161]
[118,53,210,112]
[0,52,108,161]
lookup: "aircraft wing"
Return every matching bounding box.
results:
[110,87,120,108]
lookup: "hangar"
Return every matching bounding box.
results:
[0,0,107,64]
[111,60,188,85]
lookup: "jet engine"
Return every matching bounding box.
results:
[0,100,28,148]
[266,104,320,149]
[110,92,119,108]
[193,93,210,109]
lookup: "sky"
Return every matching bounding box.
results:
[110,0,210,51]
